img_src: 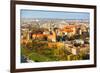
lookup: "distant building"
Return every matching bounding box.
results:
[71,47,80,55]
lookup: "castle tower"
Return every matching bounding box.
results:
[51,30,56,42]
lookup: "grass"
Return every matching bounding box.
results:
[21,46,59,62]
[28,52,52,62]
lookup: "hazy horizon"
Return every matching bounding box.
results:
[21,9,90,20]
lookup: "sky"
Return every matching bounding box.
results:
[20,9,90,20]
